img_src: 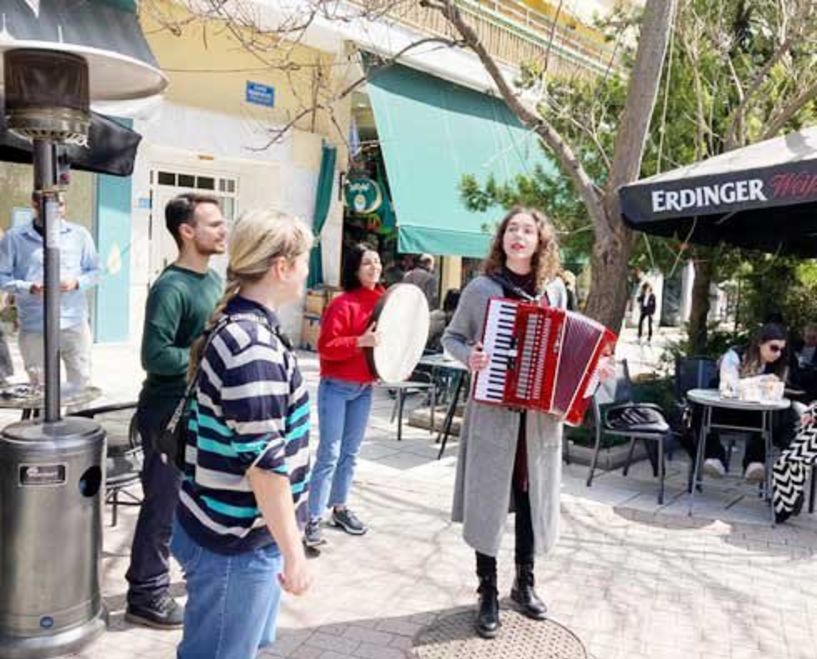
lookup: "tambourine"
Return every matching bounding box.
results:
[365,283,430,382]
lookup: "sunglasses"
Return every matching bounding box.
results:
[767,344,785,353]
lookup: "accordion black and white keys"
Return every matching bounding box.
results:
[473,298,617,426]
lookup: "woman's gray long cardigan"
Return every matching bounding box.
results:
[442,275,566,558]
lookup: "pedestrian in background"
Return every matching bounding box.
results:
[637,282,656,343]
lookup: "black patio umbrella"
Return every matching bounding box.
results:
[619,127,817,257]
[0,98,142,176]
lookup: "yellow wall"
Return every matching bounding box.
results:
[440,256,463,296]
[519,0,609,46]
[140,1,341,141]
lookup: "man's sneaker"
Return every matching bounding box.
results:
[125,595,184,630]
[330,508,368,535]
[703,458,726,479]
[744,461,766,484]
[303,518,326,548]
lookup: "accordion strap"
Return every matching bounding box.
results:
[488,273,550,306]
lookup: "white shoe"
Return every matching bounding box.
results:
[744,462,766,484]
[703,458,726,479]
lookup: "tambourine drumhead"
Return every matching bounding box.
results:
[368,284,430,382]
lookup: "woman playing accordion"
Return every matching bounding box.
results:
[442,206,566,639]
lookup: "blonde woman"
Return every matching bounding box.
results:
[171,210,313,658]
[442,206,564,639]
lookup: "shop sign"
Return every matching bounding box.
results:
[344,175,383,214]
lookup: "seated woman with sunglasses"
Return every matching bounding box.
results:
[690,323,793,482]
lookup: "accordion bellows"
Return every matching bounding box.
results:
[473,298,617,426]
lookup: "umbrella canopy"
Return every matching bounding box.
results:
[0,100,141,175]
[619,127,817,257]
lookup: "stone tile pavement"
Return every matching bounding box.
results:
[2,328,817,659]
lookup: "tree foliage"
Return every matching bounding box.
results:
[461,0,817,346]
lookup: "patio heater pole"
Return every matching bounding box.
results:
[0,49,108,658]
[0,32,165,655]
[32,139,61,421]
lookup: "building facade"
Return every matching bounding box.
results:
[0,0,625,346]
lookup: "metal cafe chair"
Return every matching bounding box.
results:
[586,360,673,504]
[70,402,142,527]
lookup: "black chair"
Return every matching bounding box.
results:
[70,402,142,527]
[674,356,718,400]
[586,360,673,503]
[381,372,436,442]
[672,356,718,461]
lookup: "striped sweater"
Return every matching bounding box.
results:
[177,296,310,555]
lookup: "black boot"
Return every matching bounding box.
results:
[475,573,500,639]
[510,562,547,620]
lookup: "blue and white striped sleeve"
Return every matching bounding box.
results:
[218,338,291,474]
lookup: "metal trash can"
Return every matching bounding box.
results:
[0,418,107,658]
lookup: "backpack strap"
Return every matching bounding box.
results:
[165,311,287,439]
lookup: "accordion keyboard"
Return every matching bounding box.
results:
[473,300,517,403]
[472,296,616,424]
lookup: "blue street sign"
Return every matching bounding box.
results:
[245,81,275,107]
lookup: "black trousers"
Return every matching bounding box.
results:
[638,311,653,341]
[475,484,535,578]
[125,399,182,607]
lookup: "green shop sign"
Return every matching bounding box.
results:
[344,174,383,214]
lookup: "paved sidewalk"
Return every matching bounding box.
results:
[3,328,817,658]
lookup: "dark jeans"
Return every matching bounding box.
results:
[683,403,795,471]
[126,399,181,608]
[475,484,535,577]
[638,312,653,341]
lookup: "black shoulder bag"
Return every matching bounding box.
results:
[156,312,290,473]
[156,315,231,472]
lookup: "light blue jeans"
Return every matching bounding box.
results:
[307,378,373,521]
[170,518,283,659]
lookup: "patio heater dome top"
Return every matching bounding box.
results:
[4,49,90,144]
[0,33,168,102]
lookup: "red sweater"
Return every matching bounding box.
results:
[318,286,385,383]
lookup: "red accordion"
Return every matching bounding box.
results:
[472,298,617,426]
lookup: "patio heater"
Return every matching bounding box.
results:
[6,48,89,420]
[0,42,165,658]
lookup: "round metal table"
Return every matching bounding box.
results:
[0,385,103,420]
[686,388,790,525]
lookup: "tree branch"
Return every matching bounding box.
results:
[762,76,817,139]
[723,36,792,149]
[603,0,677,223]
[428,0,607,228]
[249,36,462,150]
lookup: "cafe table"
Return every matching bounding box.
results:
[687,388,790,525]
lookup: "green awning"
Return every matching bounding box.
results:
[367,63,555,258]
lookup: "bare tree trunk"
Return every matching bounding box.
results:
[688,255,713,354]
[586,231,635,332]
[583,0,677,329]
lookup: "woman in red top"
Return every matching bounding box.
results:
[304,243,384,547]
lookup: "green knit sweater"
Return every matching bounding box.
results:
[138,265,222,405]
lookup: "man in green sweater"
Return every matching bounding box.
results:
[125,193,227,629]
